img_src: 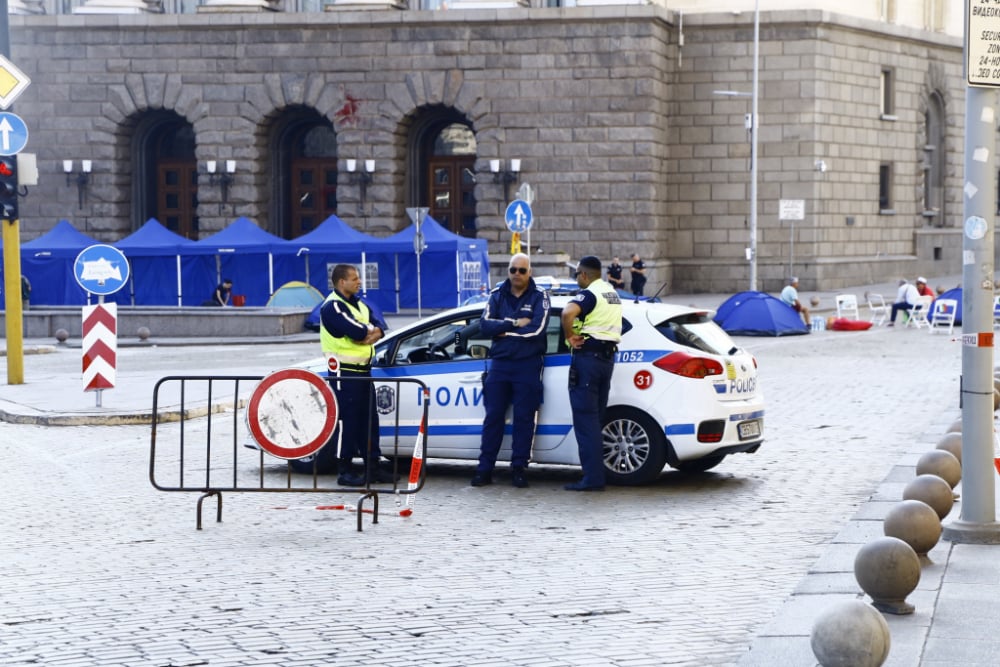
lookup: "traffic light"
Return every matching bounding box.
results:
[0,157,18,221]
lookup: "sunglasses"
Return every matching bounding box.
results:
[509,267,529,275]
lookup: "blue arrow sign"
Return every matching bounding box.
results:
[504,199,533,233]
[74,244,130,296]
[0,112,28,156]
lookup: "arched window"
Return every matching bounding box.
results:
[133,112,198,238]
[408,108,478,237]
[922,92,946,226]
[270,108,338,239]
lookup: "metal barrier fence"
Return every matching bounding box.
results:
[149,374,429,532]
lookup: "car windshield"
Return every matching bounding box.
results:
[653,312,736,356]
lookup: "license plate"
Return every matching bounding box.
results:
[738,419,761,440]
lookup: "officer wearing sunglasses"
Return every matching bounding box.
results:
[471,253,550,489]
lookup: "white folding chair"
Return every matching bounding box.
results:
[835,294,860,320]
[866,294,889,326]
[905,295,934,329]
[928,298,957,335]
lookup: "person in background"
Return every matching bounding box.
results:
[780,276,811,326]
[561,255,622,492]
[203,279,232,307]
[916,277,934,298]
[606,256,625,290]
[471,253,550,489]
[889,278,920,326]
[629,253,647,297]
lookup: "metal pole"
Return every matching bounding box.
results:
[943,82,1000,544]
[749,0,759,292]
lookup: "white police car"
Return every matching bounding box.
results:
[303,297,764,486]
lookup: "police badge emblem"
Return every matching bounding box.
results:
[376,385,395,415]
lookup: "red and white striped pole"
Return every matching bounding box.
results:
[82,301,117,407]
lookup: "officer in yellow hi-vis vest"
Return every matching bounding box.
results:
[560,255,622,491]
[292,264,391,486]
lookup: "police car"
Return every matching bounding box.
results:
[297,297,764,485]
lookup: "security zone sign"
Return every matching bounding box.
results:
[246,368,338,460]
[968,0,1000,87]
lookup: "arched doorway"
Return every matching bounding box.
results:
[409,107,477,237]
[269,108,338,239]
[133,112,198,238]
[922,91,946,226]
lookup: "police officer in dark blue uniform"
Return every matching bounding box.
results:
[561,255,622,491]
[471,253,550,488]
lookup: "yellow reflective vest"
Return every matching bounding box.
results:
[320,291,375,370]
[574,278,623,342]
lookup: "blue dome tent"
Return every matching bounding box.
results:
[714,291,809,336]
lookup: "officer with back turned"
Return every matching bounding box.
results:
[560,256,622,491]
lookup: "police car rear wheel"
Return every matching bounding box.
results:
[601,407,668,486]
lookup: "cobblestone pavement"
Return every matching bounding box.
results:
[0,325,962,666]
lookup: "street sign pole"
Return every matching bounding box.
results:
[406,207,429,318]
[942,0,1000,544]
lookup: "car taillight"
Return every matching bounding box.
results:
[652,351,724,378]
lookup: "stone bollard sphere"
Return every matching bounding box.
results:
[946,417,962,433]
[854,536,921,615]
[915,449,961,489]
[935,432,962,465]
[137,326,151,341]
[55,328,69,343]
[883,499,942,557]
[995,389,1000,412]
[810,600,891,667]
[903,474,954,520]
[810,296,821,307]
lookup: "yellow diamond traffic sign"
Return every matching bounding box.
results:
[0,55,30,110]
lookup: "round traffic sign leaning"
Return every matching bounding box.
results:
[73,244,130,296]
[246,368,338,460]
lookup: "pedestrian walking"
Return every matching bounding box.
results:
[561,255,622,491]
[298,264,392,486]
[471,253,550,488]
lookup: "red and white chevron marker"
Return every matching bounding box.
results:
[82,302,117,392]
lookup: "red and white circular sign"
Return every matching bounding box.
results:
[246,368,338,460]
[633,370,653,390]
[327,355,339,373]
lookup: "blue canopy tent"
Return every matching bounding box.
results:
[20,220,101,305]
[371,216,490,310]
[714,291,809,336]
[275,215,399,312]
[111,218,213,306]
[185,217,288,306]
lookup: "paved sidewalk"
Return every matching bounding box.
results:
[2,271,999,666]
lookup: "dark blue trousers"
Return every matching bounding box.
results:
[569,351,614,487]
[477,360,543,473]
[292,371,378,474]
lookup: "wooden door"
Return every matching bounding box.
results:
[290,158,338,237]
[157,160,199,238]
[428,156,476,236]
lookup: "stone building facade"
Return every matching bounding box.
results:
[6,6,992,293]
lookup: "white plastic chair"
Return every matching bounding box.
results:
[905,295,934,329]
[835,294,860,320]
[928,298,957,335]
[867,293,889,326]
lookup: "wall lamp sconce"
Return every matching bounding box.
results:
[63,159,92,210]
[490,158,521,201]
[346,159,375,214]
[206,160,236,213]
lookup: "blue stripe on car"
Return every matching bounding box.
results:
[381,423,573,437]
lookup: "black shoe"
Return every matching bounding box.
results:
[511,467,528,488]
[337,471,365,487]
[470,472,493,487]
[564,480,605,492]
